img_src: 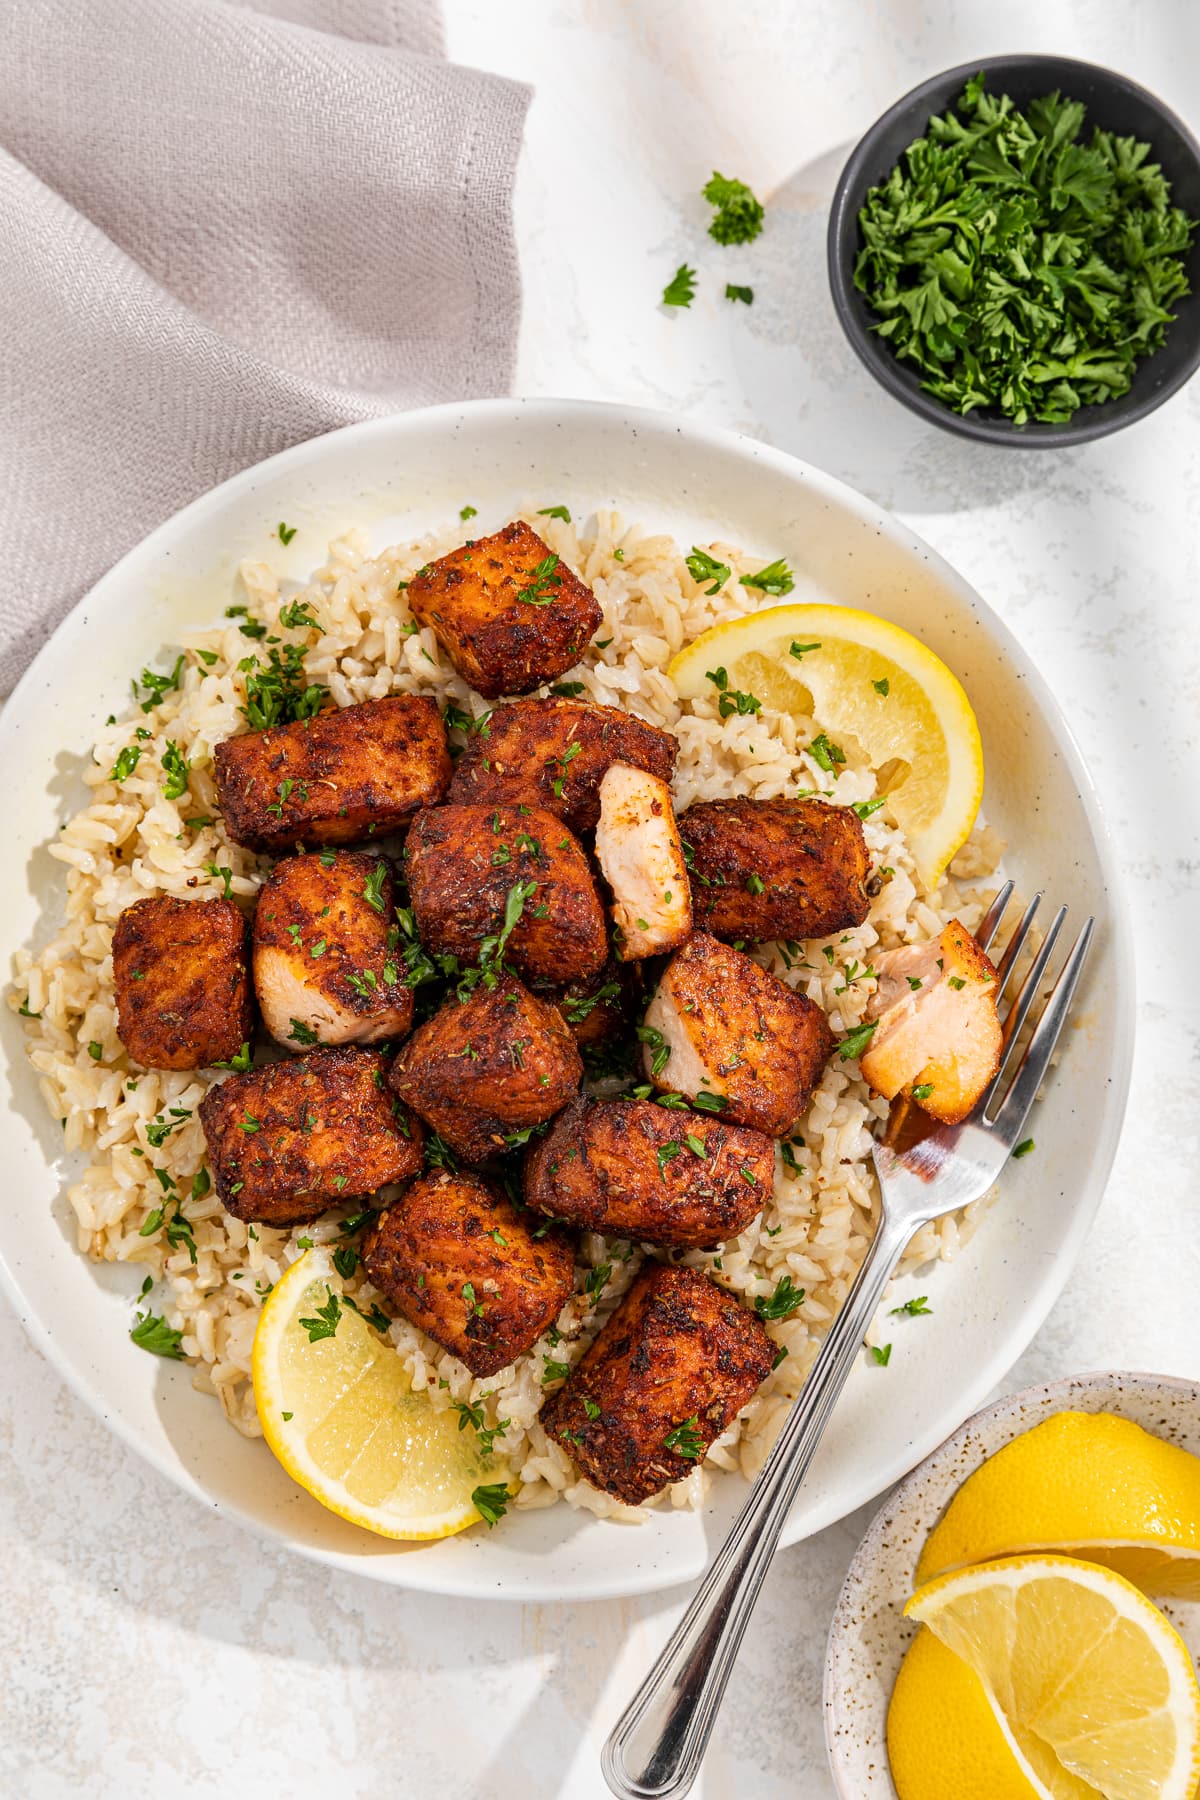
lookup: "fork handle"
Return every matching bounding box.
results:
[601,1208,915,1800]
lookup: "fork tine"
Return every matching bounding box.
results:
[997,902,1066,1054]
[990,917,1095,1141]
[975,880,1015,955]
[993,891,1043,992]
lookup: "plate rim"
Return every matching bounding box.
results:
[0,396,1137,1600]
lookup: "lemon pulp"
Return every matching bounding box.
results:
[253,1247,511,1540]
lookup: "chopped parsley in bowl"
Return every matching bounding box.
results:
[828,55,1200,444]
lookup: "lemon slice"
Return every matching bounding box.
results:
[906,1555,1200,1800]
[888,1627,1097,1800]
[667,603,983,889]
[252,1246,512,1540]
[917,1411,1200,1598]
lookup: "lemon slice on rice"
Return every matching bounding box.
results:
[667,604,983,890]
[903,1555,1200,1800]
[916,1410,1200,1598]
[253,1246,512,1540]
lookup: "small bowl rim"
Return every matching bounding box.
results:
[826,52,1200,447]
[821,1366,1200,1798]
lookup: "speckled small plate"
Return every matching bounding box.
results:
[824,1370,1200,1796]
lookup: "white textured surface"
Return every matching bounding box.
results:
[3,3,1199,1797]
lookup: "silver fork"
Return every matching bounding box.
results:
[602,882,1095,1800]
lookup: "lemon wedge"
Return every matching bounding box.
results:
[917,1411,1200,1598]
[252,1246,512,1540]
[905,1555,1200,1800]
[667,603,983,889]
[888,1626,1095,1800]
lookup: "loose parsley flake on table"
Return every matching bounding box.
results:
[662,264,698,308]
[703,172,765,245]
[854,74,1198,425]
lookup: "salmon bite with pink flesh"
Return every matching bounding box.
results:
[860,919,1002,1125]
[594,762,693,960]
[252,852,413,1049]
[642,932,836,1136]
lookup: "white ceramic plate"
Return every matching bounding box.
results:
[0,399,1133,1601]
[824,1370,1200,1797]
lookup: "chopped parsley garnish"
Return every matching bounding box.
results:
[911,1082,934,1101]
[662,263,698,307]
[204,862,234,900]
[161,741,190,801]
[725,283,754,304]
[278,598,322,633]
[663,1415,705,1460]
[891,1295,932,1317]
[288,1018,320,1046]
[332,1245,358,1281]
[754,1274,806,1320]
[703,172,764,245]
[17,1000,41,1018]
[790,641,821,659]
[109,744,142,783]
[808,733,846,772]
[550,681,586,697]
[537,504,572,523]
[239,642,326,730]
[561,980,621,1025]
[516,554,563,607]
[656,1140,683,1178]
[836,1020,878,1061]
[130,1307,185,1359]
[87,1041,103,1061]
[541,1358,570,1385]
[870,1343,893,1366]
[853,796,887,819]
[146,1106,192,1148]
[704,666,761,718]
[238,1112,261,1134]
[686,548,732,594]
[342,1294,392,1333]
[1013,1137,1036,1159]
[424,1132,458,1173]
[362,863,387,913]
[471,1482,511,1528]
[947,975,967,990]
[277,521,298,545]
[873,677,890,697]
[691,1091,729,1114]
[745,872,766,895]
[459,504,478,521]
[685,1132,707,1158]
[583,1262,612,1300]
[214,1040,252,1072]
[636,1023,671,1077]
[299,1288,341,1342]
[742,558,794,596]
[137,653,185,713]
[854,74,1198,425]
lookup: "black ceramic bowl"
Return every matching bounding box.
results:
[827,55,1200,446]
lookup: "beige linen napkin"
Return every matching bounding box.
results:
[0,0,531,689]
